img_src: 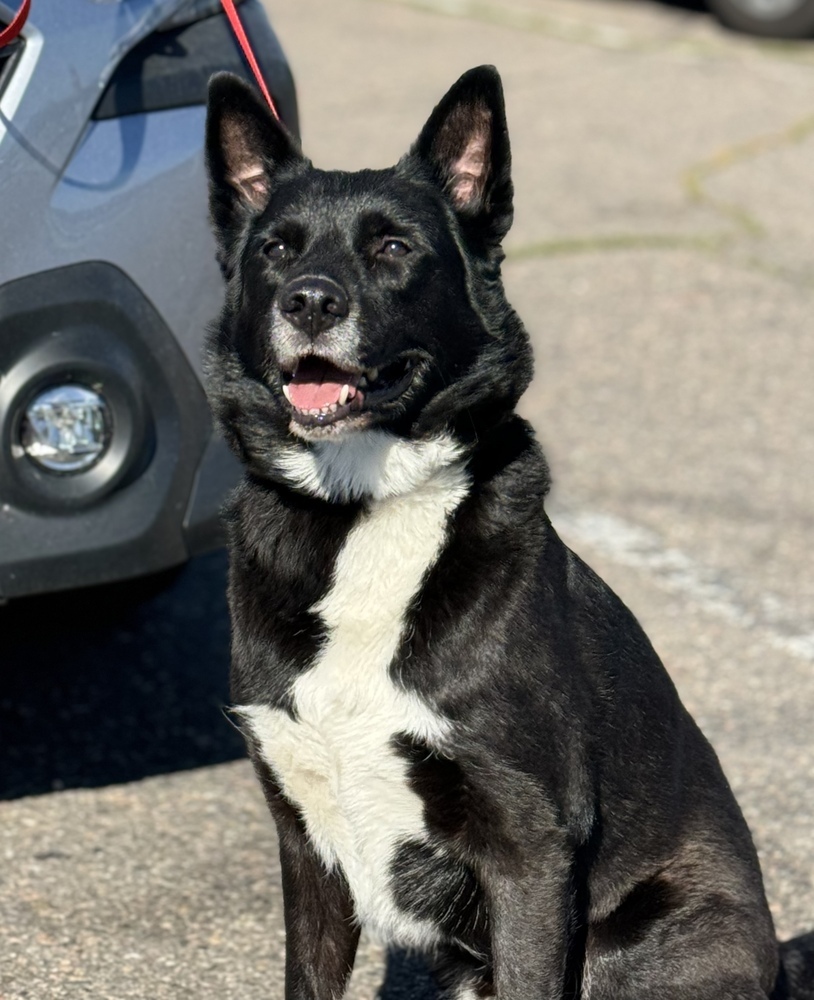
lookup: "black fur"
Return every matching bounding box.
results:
[225,480,361,707]
[252,756,360,997]
[205,66,812,999]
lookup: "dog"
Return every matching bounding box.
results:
[204,65,813,999]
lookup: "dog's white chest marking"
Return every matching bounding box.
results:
[237,458,469,948]
[273,429,465,503]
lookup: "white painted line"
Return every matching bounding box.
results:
[553,507,814,664]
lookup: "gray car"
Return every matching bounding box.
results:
[706,0,814,37]
[0,0,297,600]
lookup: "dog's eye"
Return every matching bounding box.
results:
[379,239,410,258]
[264,239,289,260]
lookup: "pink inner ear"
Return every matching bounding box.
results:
[229,165,269,207]
[222,118,269,209]
[448,130,490,210]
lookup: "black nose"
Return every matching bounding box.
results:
[279,276,349,336]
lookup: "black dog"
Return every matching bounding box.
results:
[205,66,812,999]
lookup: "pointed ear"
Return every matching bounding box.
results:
[206,73,304,248]
[408,65,513,243]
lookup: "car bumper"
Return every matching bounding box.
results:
[0,261,240,600]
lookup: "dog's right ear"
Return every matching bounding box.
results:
[206,73,304,248]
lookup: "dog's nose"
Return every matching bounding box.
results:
[279,276,349,336]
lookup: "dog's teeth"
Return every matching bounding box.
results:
[282,384,291,403]
[310,408,321,416]
[366,367,379,382]
[339,384,350,406]
[329,403,338,413]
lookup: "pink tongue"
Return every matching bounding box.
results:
[288,380,344,410]
[288,359,353,411]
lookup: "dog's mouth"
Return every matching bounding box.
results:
[281,355,417,431]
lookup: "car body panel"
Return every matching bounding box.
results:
[50,106,221,375]
[0,0,296,598]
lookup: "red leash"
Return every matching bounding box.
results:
[0,0,30,48]
[220,0,281,122]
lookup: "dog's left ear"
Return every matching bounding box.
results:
[407,65,512,244]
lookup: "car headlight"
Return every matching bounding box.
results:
[20,384,111,474]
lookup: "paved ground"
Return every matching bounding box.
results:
[1,0,813,997]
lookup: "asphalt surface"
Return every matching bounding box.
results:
[2,0,813,997]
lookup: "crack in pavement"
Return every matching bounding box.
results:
[506,231,730,261]
[507,110,814,285]
[365,0,814,287]
[367,0,647,51]
[366,0,814,64]
[681,112,814,239]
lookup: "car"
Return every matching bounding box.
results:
[705,0,814,37]
[0,0,298,601]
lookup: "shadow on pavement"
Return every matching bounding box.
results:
[0,550,243,801]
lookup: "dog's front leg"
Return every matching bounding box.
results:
[253,760,360,1000]
[278,828,360,1000]
[485,837,577,1000]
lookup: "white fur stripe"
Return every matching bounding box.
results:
[238,458,470,948]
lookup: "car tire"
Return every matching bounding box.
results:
[707,0,814,37]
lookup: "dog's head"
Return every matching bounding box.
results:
[205,66,532,498]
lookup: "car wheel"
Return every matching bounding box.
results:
[707,0,814,37]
